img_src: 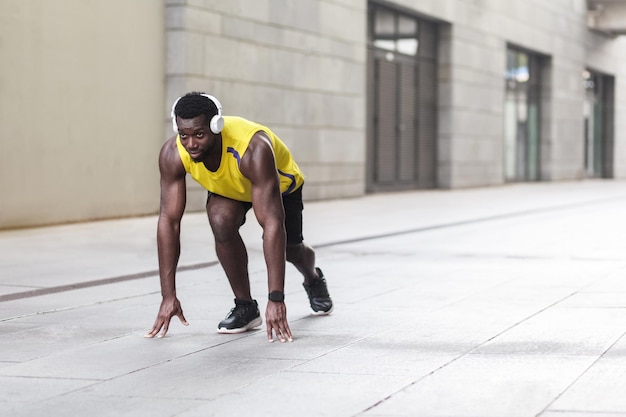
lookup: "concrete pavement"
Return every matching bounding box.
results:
[2,180,626,416]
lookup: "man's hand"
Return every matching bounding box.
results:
[266,301,293,343]
[145,296,189,338]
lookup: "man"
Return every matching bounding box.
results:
[145,92,332,343]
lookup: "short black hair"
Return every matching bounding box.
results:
[174,92,218,126]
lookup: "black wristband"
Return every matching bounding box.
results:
[268,291,284,302]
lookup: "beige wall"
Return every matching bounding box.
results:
[0,0,165,229]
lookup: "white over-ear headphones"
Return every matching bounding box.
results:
[170,93,224,134]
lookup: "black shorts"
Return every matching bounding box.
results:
[207,185,305,245]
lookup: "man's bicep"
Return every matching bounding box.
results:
[160,175,186,219]
[159,144,187,221]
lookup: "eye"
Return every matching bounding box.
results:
[195,132,204,138]
[179,133,188,139]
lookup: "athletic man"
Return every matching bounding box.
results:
[145,92,332,343]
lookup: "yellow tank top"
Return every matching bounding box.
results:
[176,116,305,202]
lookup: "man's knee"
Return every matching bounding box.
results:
[209,211,236,230]
[207,203,245,241]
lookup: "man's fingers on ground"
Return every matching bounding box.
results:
[268,324,279,343]
[280,322,293,342]
[144,321,162,338]
[157,319,170,338]
[267,328,273,342]
[284,330,293,342]
[274,326,290,343]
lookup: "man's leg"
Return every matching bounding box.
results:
[207,193,261,334]
[206,193,252,300]
[286,242,318,284]
[283,186,333,314]
[287,242,333,314]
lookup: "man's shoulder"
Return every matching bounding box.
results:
[159,136,185,173]
[160,136,180,156]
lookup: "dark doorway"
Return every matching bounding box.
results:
[367,3,438,192]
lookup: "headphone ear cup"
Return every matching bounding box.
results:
[210,115,224,134]
[202,94,223,134]
[170,97,181,133]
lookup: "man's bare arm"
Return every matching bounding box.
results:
[241,132,292,342]
[145,138,189,338]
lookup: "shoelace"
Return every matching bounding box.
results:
[307,279,329,298]
[228,305,253,318]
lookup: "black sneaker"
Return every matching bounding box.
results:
[217,299,262,334]
[303,267,333,315]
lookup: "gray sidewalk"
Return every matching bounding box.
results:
[2,180,626,416]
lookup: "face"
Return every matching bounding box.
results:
[176,115,216,162]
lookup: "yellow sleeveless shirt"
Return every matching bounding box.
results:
[175,116,304,202]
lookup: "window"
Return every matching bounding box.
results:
[373,9,418,56]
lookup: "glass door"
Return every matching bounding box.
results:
[504,48,541,182]
[367,3,438,192]
[583,69,612,178]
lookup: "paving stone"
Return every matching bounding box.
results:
[2,393,206,417]
[176,372,415,417]
[2,182,626,416]
[0,375,99,413]
[547,356,626,414]
[360,354,596,417]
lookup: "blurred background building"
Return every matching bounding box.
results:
[1,0,625,229]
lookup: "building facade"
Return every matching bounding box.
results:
[1,0,625,228]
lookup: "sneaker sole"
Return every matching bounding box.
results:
[311,305,334,316]
[217,317,262,334]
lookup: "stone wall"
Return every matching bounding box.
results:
[164,0,367,209]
